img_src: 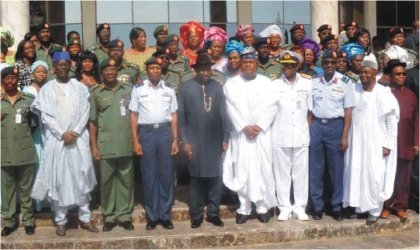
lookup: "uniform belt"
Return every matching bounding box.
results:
[138,122,171,129]
[313,116,343,124]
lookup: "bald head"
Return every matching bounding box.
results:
[413,20,419,30]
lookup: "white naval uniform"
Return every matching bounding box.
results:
[271,73,313,214]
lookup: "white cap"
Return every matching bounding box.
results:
[361,54,378,70]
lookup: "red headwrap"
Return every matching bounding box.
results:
[236,25,255,38]
[204,26,227,44]
[179,21,205,49]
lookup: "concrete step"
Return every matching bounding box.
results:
[1,210,418,249]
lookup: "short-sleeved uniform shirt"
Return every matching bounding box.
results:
[311,72,356,119]
[258,58,283,80]
[90,82,133,159]
[86,43,110,66]
[168,54,191,74]
[35,42,62,69]
[129,80,178,124]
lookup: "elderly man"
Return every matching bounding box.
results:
[223,47,278,224]
[31,51,98,236]
[343,56,400,225]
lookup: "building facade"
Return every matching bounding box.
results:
[1,1,418,50]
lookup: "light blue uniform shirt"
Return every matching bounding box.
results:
[311,72,356,119]
[129,79,178,124]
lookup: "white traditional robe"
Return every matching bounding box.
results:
[223,74,279,209]
[30,79,96,207]
[343,83,399,213]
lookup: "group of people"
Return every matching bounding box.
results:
[0,19,418,238]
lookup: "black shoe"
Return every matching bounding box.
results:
[146,220,158,230]
[257,213,270,223]
[103,222,117,232]
[191,219,203,228]
[236,213,249,224]
[120,221,134,230]
[206,216,224,227]
[159,220,174,229]
[312,211,323,220]
[1,227,15,236]
[332,210,343,221]
[24,226,35,235]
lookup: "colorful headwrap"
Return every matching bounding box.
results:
[259,24,284,45]
[241,46,258,60]
[298,36,320,59]
[225,40,244,55]
[338,43,365,60]
[179,21,205,49]
[204,26,227,44]
[384,45,414,70]
[236,25,255,38]
[52,51,71,62]
[31,61,49,73]
[0,27,14,49]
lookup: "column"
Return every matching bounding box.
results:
[310,1,339,41]
[237,0,252,25]
[364,1,376,37]
[81,0,97,47]
[1,0,30,51]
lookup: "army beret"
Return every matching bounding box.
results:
[153,25,168,37]
[145,57,163,67]
[322,49,338,59]
[99,58,118,69]
[322,34,339,45]
[66,39,81,49]
[344,21,358,31]
[96,23,111,35]
[36,23,51,32]
[290,24,305,33]
[388,27,404,38]
[152,48,168,57]
[337,51,347,59]
[1,66,18,78]
[107,39,124,49]
[317,24,332,32]
[254,37,271,48]
[48,46,65,56]
[163,34,179,45]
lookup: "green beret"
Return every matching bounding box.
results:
[96,23,111,35]
[152,48,168,57]
[145,57,163,67]
[1,66,18,78]
[153,25,168,37]
[66,39,81,49]
[163,34,180,45]
[99,58,118,69]
[48,46,65,56]
[36,23,51,32]
[107,39,124,49]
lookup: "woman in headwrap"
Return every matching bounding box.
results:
[14,39,37,89]
[224,40,244,78]
[259,24,285,58]
[299,36,324,76]
[180,21,205,66]
[204,26,228,72]
[1,27,15,65]
[22,61,50,212]
[236,25,255,47]
[339,43,365,83]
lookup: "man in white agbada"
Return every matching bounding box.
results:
[271,51,312,221]
[342,56,400,225]
[223,47,278,224]
[30,51,99,236]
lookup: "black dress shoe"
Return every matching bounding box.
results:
[236,213,249,224]
[120,221,134,230]
[257,213,270,223]
[159,220,174,229]
[25,226,35,235]
[103,222,117,232]
[206,216,224,227]
[191,219,203,228]
[146,221,158,230]
[1,227,15,236]
[332,210,343,221]
[312,211,323,220]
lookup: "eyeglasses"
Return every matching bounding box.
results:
[391,72,406,76]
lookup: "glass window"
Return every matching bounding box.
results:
[397,1,415,27]
[48,1,65,24]
[283,1,310,24]
[49,25,66,45]
[252,1,283,24]
[30,1,46,26]
[96,1,133,24]
[169,1,204,23]
[65,0,81,23]
[104,24,133,49]
[168,23,184,48]
[376,1,396,27]
[133,24,168,47]
[133,1,169,23]
[282,24,311,44]
[226,1,237,23]
[65,24,83,43]
[204,1,236,23]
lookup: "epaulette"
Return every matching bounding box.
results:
[91,84,101,91]
[281,44,291,50]
[164,82,173,88]
[22,92,35,99]
[181,55,189,61]
[135,81,145,88]
[53,43,62,48]
[140,70,147,76]
[300,73,312,80]
[127,63,140,70]
[341,75,350,84]
[86,45,98,51]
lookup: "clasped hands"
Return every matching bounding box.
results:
[62,131,79,146]
[244,125,261,140]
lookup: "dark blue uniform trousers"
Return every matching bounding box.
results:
[139,125,174,222]
[309,117,344,212]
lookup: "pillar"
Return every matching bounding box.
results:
[237,1,252,25]
[364,1,376,37]
[81,0,97,47]
[1,0,30,51]
[310,1,339,41]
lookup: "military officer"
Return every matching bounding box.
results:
[343,21,359,44]
[309,50,355,222]
[153,25,169,50]
[387,27,418,65]
[35,23,62,66]
[164,34,190,74]
[1,67,38,236]
[106,39,140,85]
[66,39,81,78]
[316,35,339,67]
[89,58,134,232]
[255,37,282,80]
[317,24,332,49]
[129,57,179,231]
[87,23,111,65]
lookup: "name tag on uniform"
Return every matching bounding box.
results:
[119,99,126,116]
[296,100,301,109]
[15,109,22,124]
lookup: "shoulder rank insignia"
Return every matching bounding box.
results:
[164,82,173,88]
[300,73,312,80]
[128,63,140,70]
[136,81,145,88]
[341,75,350,84]
[22,92,35,99]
